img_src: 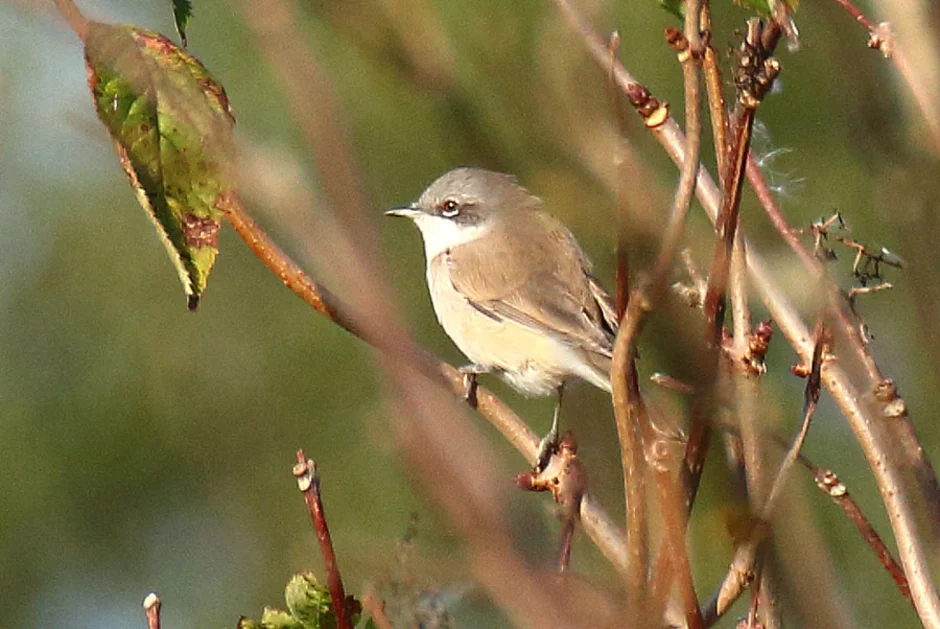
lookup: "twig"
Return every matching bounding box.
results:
[610,314,650,602]
[554,3,940,625]
[832,0,878,32]
[802,460,914,608]
[703,19,778,344]
[750,166,940,527]
[52,0,89,41]
[293,452,353,629]
[143,593,161,629]
[514,432,585,574]
[688,18,780,537]
[604,8,706,613]
[706,322,825,625]
[730,237,783,629]
[650,6,706,627]
[832,0,940,155]
[764,321,825,517]
[699,4,728,182]
[607,31,632,322]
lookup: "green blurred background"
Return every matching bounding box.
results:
[2,0,939,627]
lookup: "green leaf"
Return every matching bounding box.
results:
[259,608,304,629]
[172,0,193,47]
[285,573,337,629]
[84,22,235,310]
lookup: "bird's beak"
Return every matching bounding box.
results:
[385,205,421,219]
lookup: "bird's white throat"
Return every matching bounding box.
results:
[410,213,492,262]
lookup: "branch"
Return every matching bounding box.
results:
[803,459,914,608]
[602,4,706,614]
[293,453,353,629]
[143,593,161,629]
[52,0,89,41]
[748,161,940,528]
[554,2,940,624]
[832,0,940,155]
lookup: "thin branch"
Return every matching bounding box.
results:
[610,306,651,604]
[293,452,353,629]
[748,161,940,526]
[605,10,706,614]
[699,4,728,184]
[143,593,161,629]
[688,19,780,536]
[651,6,706,627]
[607,31,632,322]
[801,459,915,608]
[52,0,89,41]
[554,4,940,624]
[832,0,940,155]
[763,322,825,517]
[514,432,586,574]
[707,323,835,626]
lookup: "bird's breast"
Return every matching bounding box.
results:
[425,255,605,396]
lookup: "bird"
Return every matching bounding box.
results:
[387,168,618,466]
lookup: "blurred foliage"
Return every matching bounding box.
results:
[1,1,938,629]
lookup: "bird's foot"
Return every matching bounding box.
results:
[458,364,489,406]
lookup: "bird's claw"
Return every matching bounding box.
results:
[535,424,560,472]
[458,364,488,407]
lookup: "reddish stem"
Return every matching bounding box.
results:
[293,451,353,629]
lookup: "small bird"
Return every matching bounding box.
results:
[387,168,618,465]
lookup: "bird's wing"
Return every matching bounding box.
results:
[588,274,619,336]
[446,212,615,356]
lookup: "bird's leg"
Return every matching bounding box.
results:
[536,384,565,472]
[458,364,490,407]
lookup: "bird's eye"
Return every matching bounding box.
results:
[441,199,460,217]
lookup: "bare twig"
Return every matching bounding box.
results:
[604,8,706,614]
[293,452,353,629]
[707,323,831,626]
[763,322,826,517]
[143,593,161,629]
[729,236,782,629]
[607,31,632,322]
[554,3,940,623]
[699,5,729,186]
[832,0,878,32]
[832,0,940,155]
[514,432,585,573]
[750,167,940,527]
[52,0,89,41]
[803,461,914,608]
